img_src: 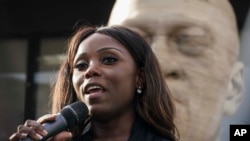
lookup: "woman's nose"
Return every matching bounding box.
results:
[84,61,101,79]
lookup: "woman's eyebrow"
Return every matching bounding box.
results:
[97,47,126,55]
[73,52,87,64]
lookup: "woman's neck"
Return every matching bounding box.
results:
[91,110,136,141]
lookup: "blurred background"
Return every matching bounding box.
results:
[0,0,249,141]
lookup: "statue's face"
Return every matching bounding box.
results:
[109,0,239,140]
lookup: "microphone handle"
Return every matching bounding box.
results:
[22,114,68,141]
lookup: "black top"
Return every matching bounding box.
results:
[75,117,171,141]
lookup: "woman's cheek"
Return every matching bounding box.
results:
[72,73,83,98]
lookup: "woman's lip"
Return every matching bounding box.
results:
[84,82,105,94]
[85,90,105,99]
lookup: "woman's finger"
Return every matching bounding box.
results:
[17,125,30,134]
[9,132,27,141]
[24,119,48,137]
[17,124,43,140]
[53,131,72,141]
[37,114,58,124]
[9,123,35,141]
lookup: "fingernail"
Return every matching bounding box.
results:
[42,129,48,135]
[36,133,43,140]
[21,133,28,137]
[68,132,72,137]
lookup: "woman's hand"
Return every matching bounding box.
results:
[9,114,72,141]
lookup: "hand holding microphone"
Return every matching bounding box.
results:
[9,101,89,141]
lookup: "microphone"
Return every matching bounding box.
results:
[22,101,89,141]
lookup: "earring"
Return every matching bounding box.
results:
[137,86,142,94]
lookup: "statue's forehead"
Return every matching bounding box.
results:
[109,0,237,31]
[113,0,234,17]
[130,0,234,17]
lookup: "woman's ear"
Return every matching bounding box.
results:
[224,62,244,116]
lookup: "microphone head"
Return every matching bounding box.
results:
[60,101,89,128]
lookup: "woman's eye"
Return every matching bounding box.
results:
[102,55,118,65]
[74,62,88,70]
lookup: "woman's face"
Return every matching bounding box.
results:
[72,33,139,120]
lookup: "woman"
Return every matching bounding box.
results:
[9,25,179,141]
